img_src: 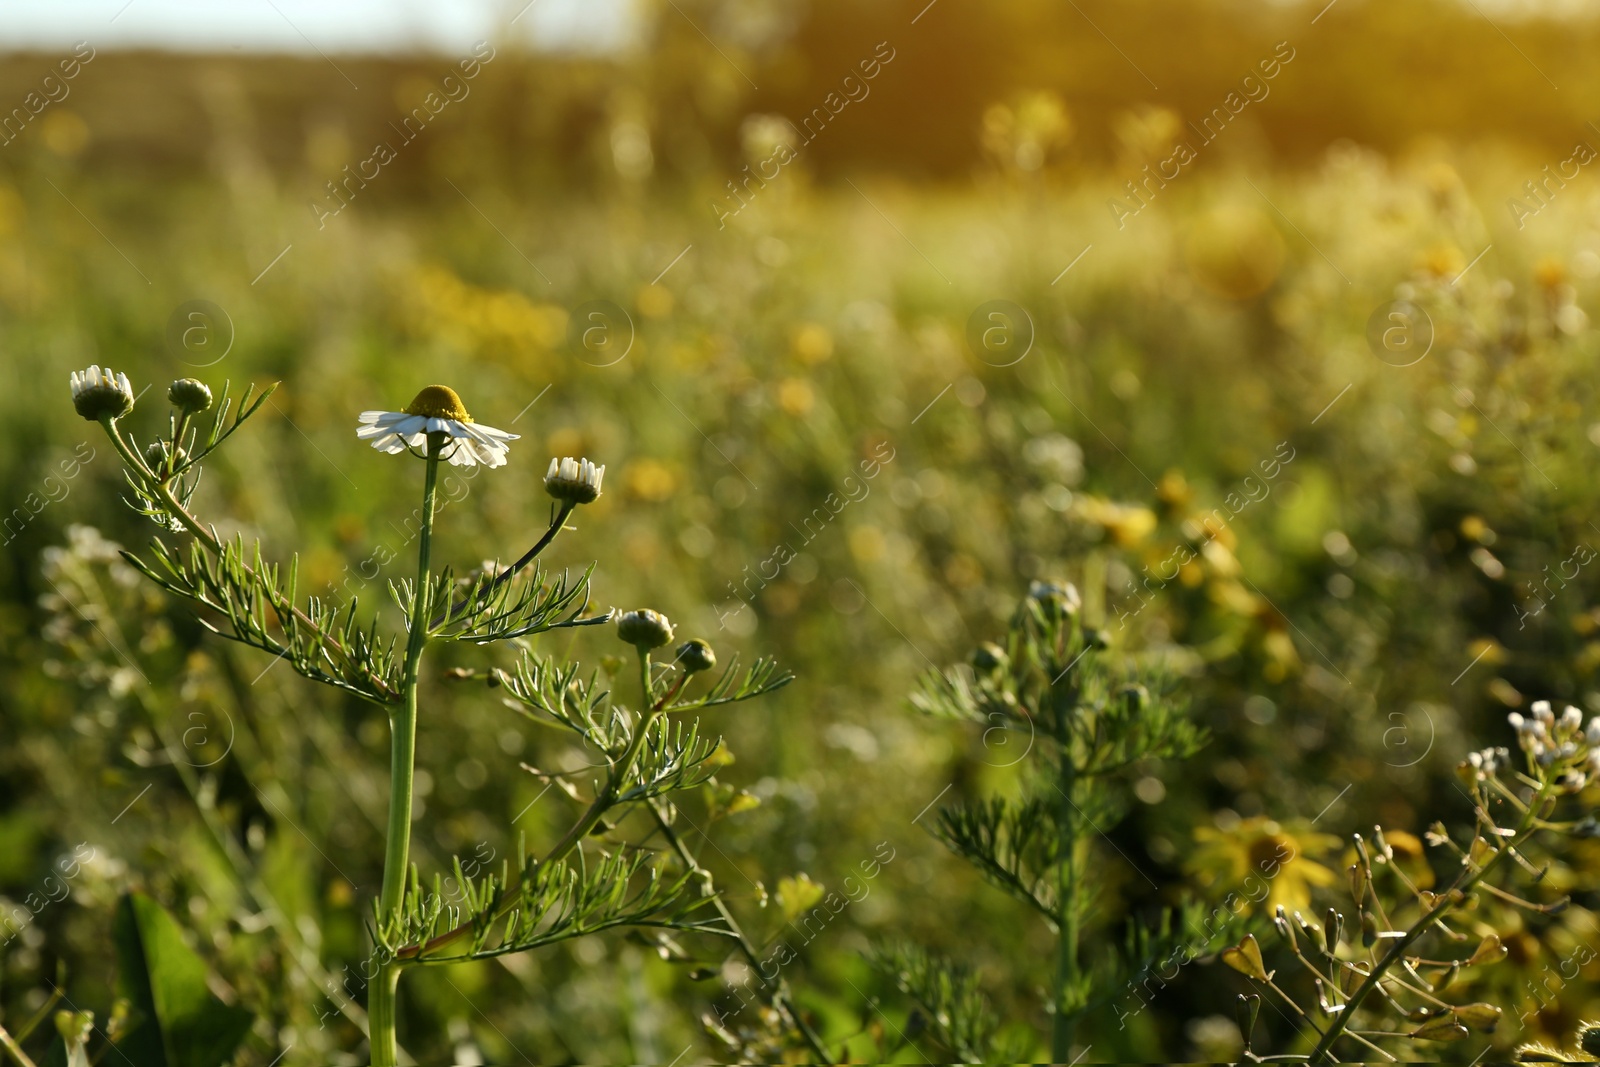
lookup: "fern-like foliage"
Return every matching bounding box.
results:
[381,845,730,964]
[868,942,1031,1064]
[877,582,1209,1061]
[931,797,1061,920]
[431,560,607,643]
[122,532,402,702]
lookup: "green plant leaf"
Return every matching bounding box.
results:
[113,891,253,1067]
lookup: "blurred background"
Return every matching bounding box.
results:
[3,0,1600,1061]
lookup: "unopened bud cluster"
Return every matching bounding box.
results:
[1505,699,1600,788]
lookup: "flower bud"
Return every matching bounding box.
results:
[1027,580,1080,619]
[617,608,674,650]
[168,378,213,415]
[970,642,1007,673]
[69,365,136,422]
[545,456,605,505]
[675,638,716,674]
[1119,683,1149,711]
[143,441,169,474]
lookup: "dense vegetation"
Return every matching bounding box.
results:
[2,1,1599,1062]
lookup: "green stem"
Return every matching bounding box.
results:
[1052,753,1081,1061]
[1305,781,1552,1063]
[368,966,400,1067]
[370,438,441,1066]
[646,801,834,1064]
[430,501,574,628]
[0,1022,39,1067]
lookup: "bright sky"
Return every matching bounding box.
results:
[0,0,638,54]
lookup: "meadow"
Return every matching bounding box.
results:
[3,1,1600,1062]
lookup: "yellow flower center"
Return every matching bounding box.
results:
[404,384,472,422]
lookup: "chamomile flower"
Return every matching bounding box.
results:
[356,385,518,468]
[70,365,136,421]
[545,456,605,505]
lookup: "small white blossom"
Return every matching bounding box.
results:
[1561,705,1584,733]
[1588,719,1600,746]
[544,456,605,505]
[1532,700,1555,727]
[1507,712,1526,733]
[69,365,136,421]
[356,385,518,468]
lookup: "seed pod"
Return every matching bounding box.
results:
[1468,933,1508,966]
[1353,832,1371,867]
[1361,911,1379,948]
[1410,1017,1470,1042]
[1236,994,1261,1046]
[1221,934,1269,981]
[1348,862,1368,905]
[1435,961,1460,991]
[1273,906,1295,949]
[1324,908,1342,956]
[1453,1003,1502,1034]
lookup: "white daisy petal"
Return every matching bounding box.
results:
[355,402,517,468]
[466,423,520,444]
[358,413,428,443]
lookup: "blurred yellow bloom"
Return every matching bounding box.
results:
[1262,629,1299,670]
[1534,257,1567,291]
[1467,637,1506,667]
[406,265,566,363]
[623,458,678,502]
[1189,818,1340,914]
[637,283,673,318]
[1158,469,1192,509]
[1078,497,1157,546]
[1418,243,1464,279]
[849,525,885,563]
[1209,579,1259,616]
[777,378,815,416]
[1458,515,1493,544]
[1185,206,1285,300]
[792,323,834,365]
